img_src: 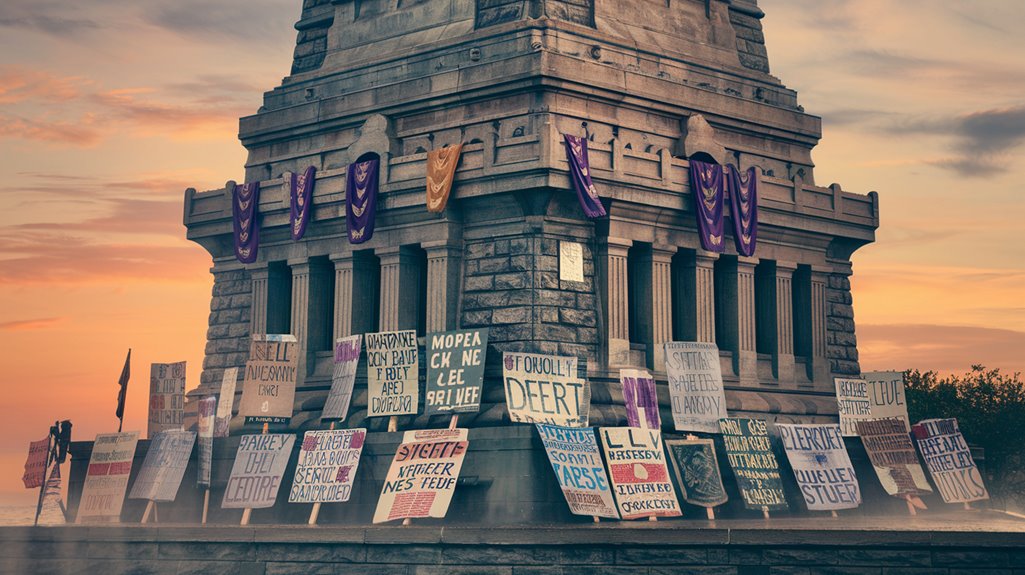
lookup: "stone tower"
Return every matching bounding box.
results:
[183,0,878,521]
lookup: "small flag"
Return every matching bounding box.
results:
[116,349,131,428]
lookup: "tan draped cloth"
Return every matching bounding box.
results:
[425,143,463,213]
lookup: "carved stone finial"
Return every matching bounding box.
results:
[679,114,727,164]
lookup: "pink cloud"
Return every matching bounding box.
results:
[0,66,85,104]
[0,113,101,146]
[0,317,63,331]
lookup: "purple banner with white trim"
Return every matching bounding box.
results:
[232,181,260,263]
[563,134,607,219]
[728,165,758,257]
[289,166,316,241]
[689,160,725,253]
[346,159,379,244]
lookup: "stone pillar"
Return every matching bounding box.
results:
[331,254,354,340]
[377,246,421,332]
[650,244,675,372]
[773,261,798,386]
[249,264,269,335]
[424,242,462,333]
[810,268,830,385]
[597,237,632,368]
[735,256,758,385]
[289,259,311,376]
[694,253,718,344]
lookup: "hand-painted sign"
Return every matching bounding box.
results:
[289,429,366,504]
[718,418,788,511]
[129,430,196,502]
[215,367,239,437]
[322,335,363,421]
[238,335,299,424]
[834,377,871,436]
[374,428,468,523]
[425,328,489,416]
[221,433,296,509]
[621,369,659,430]
[665,438,728,507]
[536,424,619,519]
[863,371,910,432]
[503,352,589,427]
[197,396,216,488]
[664,342,728,433]
[856,418,931,497]
[912,418,988,504]
[77,431,139,523]
[598,427,681,520]
[778,423,861,511]
[148,361,186,437]
[365,330,420,417]
[22,437,49,489]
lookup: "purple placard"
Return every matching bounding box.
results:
[621,369,660,430]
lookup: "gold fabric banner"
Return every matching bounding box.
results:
[425,144,463,213]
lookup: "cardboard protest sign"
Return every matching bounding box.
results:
[425,328,489,416]
[238,335,299,424]
[503,352,589,427]
[22,437,49,489]
[834,377,871,436]
[536,424,619,519]
[665,438,728,508]
[129,430,196,502]
[77,431,139,523]
[778,423,861,511]
[148,361,186,437]
[599,427,681,520]
[374,428,469,523]
[856,418,931,497]
[222,433,296,509]
[197,396,216,488]
[215,367,239,437]
[365,330,419,417]
[664,342,728,433]
[912,418,988,504]
[863,371,910,432]
[322,335,363,421]
[621,369,659,429]
[718,418,788,511]
[289,429,366,504]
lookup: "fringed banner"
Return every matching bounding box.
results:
[426,144,463,213]
[232,181,261,263]
[563,134,607,218]
[689,160,725,253]
[288,166,316,241]
[728,165,758,256]
[346,158,379,244]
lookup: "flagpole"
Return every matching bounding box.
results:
[116,349,131,433]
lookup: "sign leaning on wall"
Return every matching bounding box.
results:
[222,433,296,510]
[238,335,299,424]
[862,371,910,431]
[912,418,989,504]
[77,431,140,523]
[599,427,681,520]
[664,342,728,433]
[148,361,186,437]
[621,369,659,430]
[128,430,197,503]
[215,366,239,437]
[196,397,216,488]
[718,418,789,511]
[322,335,363,421]
[856,418,932,498]
[365,330,420,417]
[665,438,728,508]
[834,377,871,436]
[289,429,366,504]
[536,424,619,519]
[503,352,590,427]
[374,428,469,523]
[778,423,861,511]
[425,328,489,417]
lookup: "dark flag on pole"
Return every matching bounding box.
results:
[116,349,131,432]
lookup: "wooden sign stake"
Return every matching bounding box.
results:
[141,500,155,524]
[202,490,210,525]
[388,416,398,433]
[762,506,770,520]
[964,502,972,511]
[307,421,339,526]
[706,507,715,520]
[153,502,159,523]
[448,415,459,430]
[830,510,838,518]
[906,496,917,516]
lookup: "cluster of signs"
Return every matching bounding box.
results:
[61,337,989,524]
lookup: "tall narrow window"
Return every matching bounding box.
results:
[266,261,292,334]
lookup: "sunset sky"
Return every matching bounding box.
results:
[1,0,1022,507]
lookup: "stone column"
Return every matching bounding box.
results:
[331,253,354,340]
[774,261,798,386]
[597,237,632,368]
[694,253,718,344]
[810,268,830,386]
[650,244,675,372]
[249,264,269,335]
[735,256,758,386]
[424,242,462,333]
[289,259,311,377]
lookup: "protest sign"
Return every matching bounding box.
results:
[148,361,186,437]
[77,431,139,523]
[425,328,489,416]
[238,335,299,424]
[322,335,363,421]
[718,418,788,511]
[289,429,366,504]
[197,396,216,488]
[222,433,296,509]
[365,330,419,417]
[503,352,589,427]
[22,437,49,489]
[778,423,861,511]
[912,418,988,504]
[856,418,931,497]
[834,377,871,436]
[374,428,468,523]
[599,427,681,520]
[215,367,239,437]
[621,369,659,429]
[863,371,910,432]
[129,430,196,502]
[665,438,728,507]
[536,424,619,519]
[664,342,728,433]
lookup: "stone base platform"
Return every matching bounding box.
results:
[3,513,1024,575]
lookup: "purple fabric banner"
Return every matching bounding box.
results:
[346,158,379,244]
[563,134,607,218]
[728,165,758,257]
[288,166,316,241]
[232,181,260,263]
[621,369,660,430]
[689,160,725,253]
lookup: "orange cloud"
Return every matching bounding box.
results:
[0,317,63,331]
[0,66,85,104]
[0,112,101,146]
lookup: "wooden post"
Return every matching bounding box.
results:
[762,507,770,520]
[202,490,210,525]
[449,415,459,430]
[141,500,155,524]
[33,432,54,527]
[307,421,337,526]
[830,510,838,518]
[706,507,715,520]
[153,502,159,523]
[906,497,917,516]
[388,416,398,433]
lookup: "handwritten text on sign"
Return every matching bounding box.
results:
[718,418,788,510]
[366,330,419,417]
[374,428,468,523]
[778,423,861,511]
[664,342,727,433]
[621,369,659,430]
[322,335,363,421]
[222,433,295,509]
[129,430,196,503]
[425,329,488,416]
[197,396,216,488]
[834,377,871,436]
[863,371,910,431]
[289,429,365,504]
[215,367,238,437]
[856,418,931,497]
[599,427,681,520]
[148,361,186,437]
[238,335,299,423]
[503,352,589,427]
[22,437,49,489]
[912,418,988,504]
[536,424,619,519]
[77,431,139,523]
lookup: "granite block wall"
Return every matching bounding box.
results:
[826,272,860,376]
